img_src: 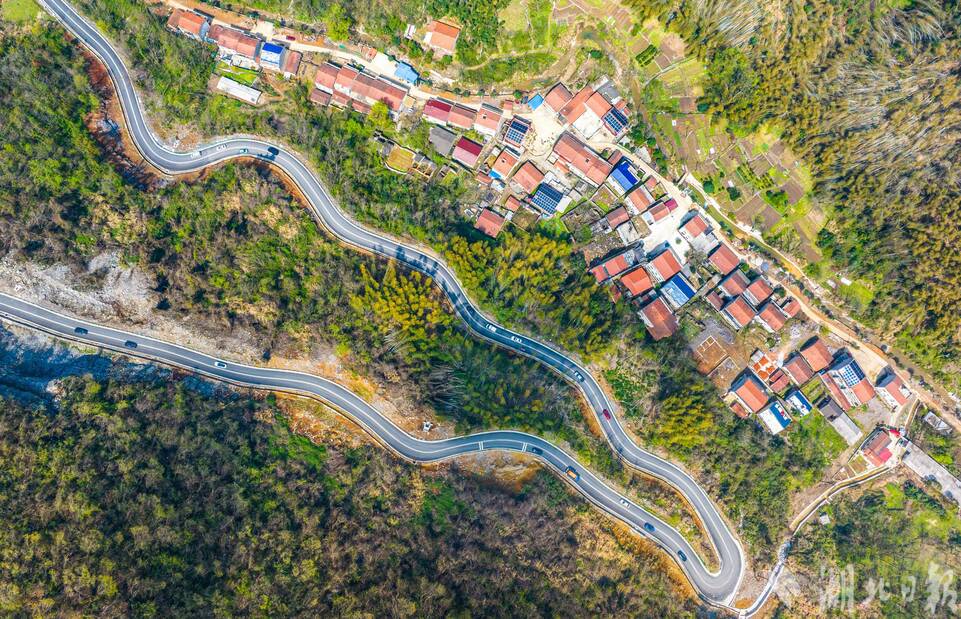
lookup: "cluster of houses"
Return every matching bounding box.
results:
[167,8,303,104]
[310,61,411,115]
[727,335,913,442]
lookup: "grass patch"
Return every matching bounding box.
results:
[837,280,875,312]
[537,216,569,237]
[216,61,259,87]
[1,0,39,22]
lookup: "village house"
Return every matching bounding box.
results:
[824,352,876,410]
[625,185,654,213]
[619,266,653,297]
[759,401,791,435]
[743,277,774,308]
[639,296,678,340]
[314,61,408,115]
[166,9,210,40]
[708,243,740,275]
[718,270,750,297]
[661,273,696,309]
[755,301,788,333]
[474,103,504,137]
[208,24,261,68]
[551,132,612,186]
[730,371,770,414]
[782,354,815,385]
[475,209,505,238]
[589,249,638,283]
[876,369,912,410]
[490,147,519,179]
[423,20,460,56]
[510,161,545,195]
[645,246,682,284]
[721,295,755,330]
[800,337,834,373]
[819,397,864,445]
[428,125,458,157]
[503,117,532,149]
[451,136,483,168]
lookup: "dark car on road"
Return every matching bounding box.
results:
[124,340,138,349]
[643,522,655,533]
[602,409,612,420]
[529,446,542,455]
[677,550,687,562]
[74,327,88,335]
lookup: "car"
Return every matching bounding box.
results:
[486,324,497,333]
[573,372,584,382]
[215,144,226,151]
[529,446,542,455]
[602,409,612,420]
[267,146,280,157]
[677,550,687,562]
[285,34,295,41]
[240,148,248,154]
[214,361,227,369]
[643,522,655,533]
[619,498,629,507]
[124,340,138,349]
[190,151,201,159]
[510,335,523,344]
[74,327,88,335]
[565,466,579,481]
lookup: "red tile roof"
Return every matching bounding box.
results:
[425,20,460,55]
[626,186,654,211]
[504,195,523,212]
[723,296,755,328]
[452,137,483,167]
[475,209,505,237]
[879,373,910,406]
[757,301,788,332]
[589,254,632,282]
[586,91,612,117]
[800,338,833,372]
[745,277,774,306]
[552,133,612,184]
[606,206,630,228]
[208,24,260,58]
[559,86,593,124]
[768,369,791,393]
[681,213,709,239]
[645,176,659,191]
[863,431,894,467]
[852,378,876,405]
[663,198,679,212]
[424,98,452,122]
[474,104,502,133]
[491,148,518,177]
[620,266,653,296]
[640,297,678,340]
[782,354,814,385]
[309,88,331,106]
[706,290,724,310]
[448,103,476,129]
[645,202,670,223]
[708,244,740,275]
[511,161,544,194]
[648,248,682,281]
[167,9,207,37]
[719,270,750,297]
[821,373,852,411]
[544,83,573,112]
[330,91,350,107]
[733,373,769,413]
[781,297,802,318]
[730,401,751,419]
[315,62,340,91]
[283,50,302,75]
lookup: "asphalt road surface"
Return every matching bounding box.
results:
[34,0,745,603]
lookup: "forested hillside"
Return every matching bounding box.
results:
[0,366,697,616]
[625,0,961,388]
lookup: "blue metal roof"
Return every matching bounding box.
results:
[610,159,639,192]
[527,94,544,109]
[767,402,792,428]
[262,42,284,54]
[394,62,419,84]
[530,183,563,214]
[661,273,696,307]
[786,390,813,416]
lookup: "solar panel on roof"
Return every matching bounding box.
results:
[603,108,628,134]
[504,118,530,145]
[530,184,563,214]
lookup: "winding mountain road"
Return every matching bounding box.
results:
[33,0,745,604]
